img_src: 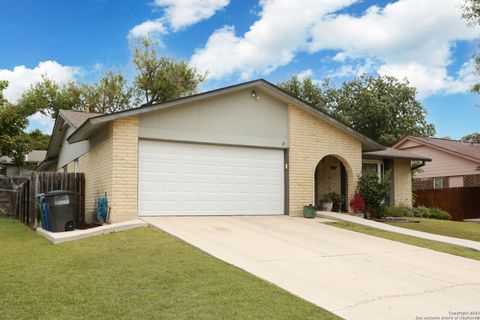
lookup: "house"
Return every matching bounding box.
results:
[0,150,47,176]
[393,136,480,190]
[38,79,428,223]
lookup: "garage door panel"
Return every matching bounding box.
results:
[139,140,284,216]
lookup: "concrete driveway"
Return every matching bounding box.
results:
[143,216,480,320]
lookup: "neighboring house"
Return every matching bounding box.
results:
[393,136,480,190]
[38,79,428,223]
[0,150,47,176]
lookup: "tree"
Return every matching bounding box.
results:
[0,81,31,164]
[279,75,436,146]
[133,37,206,105]
[278,76,334,110]
[461,132,480,143]
[81,71,135,113]
[461,0,480,94]
[27,129,51,150]
[16,76,82,119]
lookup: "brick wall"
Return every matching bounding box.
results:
[412,177,434,190]
[393,159,412,207]
[464,174,480,187]
[288,104,362,216]
[315,156,341,207]
[77,124,114,222]
[109,116,139,222]
[66,116,139,223]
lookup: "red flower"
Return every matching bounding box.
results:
[349,193,366,213]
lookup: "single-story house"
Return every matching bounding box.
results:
[1,150,47,176]
[38,79,429,223]
[393,136,480,190]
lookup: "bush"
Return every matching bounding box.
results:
[383,205,413,217]
[356,171,390,219]
[349,193,366,213]
[428,208,451,220]
[412,206,430,218]
[412,206,451,220]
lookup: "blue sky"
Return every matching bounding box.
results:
[0,0,479,139]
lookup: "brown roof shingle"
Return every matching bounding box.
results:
[408,137,480,161]
[59,109,103,129]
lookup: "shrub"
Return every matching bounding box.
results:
[412,206,451,220]
[428,208,451,220]
[349,193,366,213]
[356,171,390,219]
[412,206,430,218]
[383,205,413,217]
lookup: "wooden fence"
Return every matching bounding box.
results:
[0,176,29,217]
[415,186,480,221]
[11,172,85,229]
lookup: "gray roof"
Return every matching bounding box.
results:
[59,109,103,129]
[0,150,47,164]
[363,147,431,161]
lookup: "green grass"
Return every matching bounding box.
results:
[0,219,338,320]
[324,221,480,261]
[386,218,480,242]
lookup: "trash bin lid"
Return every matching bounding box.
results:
[44,190,75,197]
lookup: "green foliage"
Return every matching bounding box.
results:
[461,0,480,95]
[321,192,344,204]
[81,71,135,113]
[412,206,451,220]
[383,205,413,217]
[278,76,335,111]
[27,129,50,150]
[0,82,32,163]
[16,76,82,119]
[412,206,430,218]
[356,171,391,218]
[133,37,206,105]
[461,132,480,143]
[278,75,435,146]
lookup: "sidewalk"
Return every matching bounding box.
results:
[318,211,480,251]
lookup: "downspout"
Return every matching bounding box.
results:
[411,160,426,171]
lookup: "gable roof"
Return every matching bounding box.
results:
[59,109,103,129]
[394,136,480,163]
[66,79,386,151]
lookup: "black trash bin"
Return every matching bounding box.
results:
[44,190,76,232]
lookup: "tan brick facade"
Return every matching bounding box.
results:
[66,116,138,223]
[288,104,362,216]
[393,159,412,207]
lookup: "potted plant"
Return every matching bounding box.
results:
[329,192,345,212]
[320,193,334,211]
[303,204,316,219]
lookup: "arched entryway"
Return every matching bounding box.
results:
[314,155,351,212]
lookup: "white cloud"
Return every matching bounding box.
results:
[129,0,229,38]
[191,0,356,80]
[128,19,166,39]
[27,112,55,134]
[191,0,479,97]
[155,0,229,31]
[0,60,80,102]
[297,69,313,80]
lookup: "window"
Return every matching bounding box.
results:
[433,177,444,189]
[362,160,384,177]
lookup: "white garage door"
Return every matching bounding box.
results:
[138,140,285,216]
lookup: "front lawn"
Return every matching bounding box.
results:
[387,218,480,242]
[325,221,480,261]
[0,219,338,320]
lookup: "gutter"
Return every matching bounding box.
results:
[411,160,427,171]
